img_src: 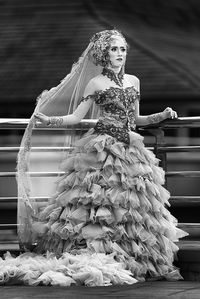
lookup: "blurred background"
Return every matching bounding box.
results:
[1,0,200,118]
[0,0,200,230]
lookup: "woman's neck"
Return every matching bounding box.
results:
[102,67,124,87]
[106,65,121,74]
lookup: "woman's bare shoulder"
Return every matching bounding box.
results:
[125,74,140,86]
[87,75,106,90]
[83,75,104,96]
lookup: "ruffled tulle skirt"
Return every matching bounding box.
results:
[0,129,188,286]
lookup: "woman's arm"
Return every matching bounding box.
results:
[128,75,177,126]
[34,79,97,127]
[135,100,177,126]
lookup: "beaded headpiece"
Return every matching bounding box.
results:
[90,29,127,67]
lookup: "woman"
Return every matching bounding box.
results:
[1,29,187,286]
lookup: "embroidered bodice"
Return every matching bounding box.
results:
[82,86,140,143]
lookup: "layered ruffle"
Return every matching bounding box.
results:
[0,251,137,286]
[1,129,188,286]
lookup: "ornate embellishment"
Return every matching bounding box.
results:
[147,112,165,124]
[47,116,64,127]
[102,68,124,87]
[90,86,140,144]
[80,86,140,143]
[94,121,130,144]
[80,93,100,103]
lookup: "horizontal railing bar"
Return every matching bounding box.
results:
[0,223,199,241]
[0,197,49,203]
[157,146,200,153]
[0,118,97,130]
[1,196,200,204]
[0,223,198,230]
[166,171,200,177]
[140,117,200,129]
[178,223,200,228]
[1,240,199,252]
[170,196,200,206]
[1,240,200,253]
[0,146,72,152]
[1,146,200,153]
[1,117,200,130]
[0,224,18,230]
[1,171,200,178]
[145,117,200,129]
[0,240,19,244]
[0,172,65,177]
[178,223,200,238]
[160,117,200,128]
[0,146,153,152]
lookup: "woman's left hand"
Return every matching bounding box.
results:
[163,107,178,119]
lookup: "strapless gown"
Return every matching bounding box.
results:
[0,86,188,286]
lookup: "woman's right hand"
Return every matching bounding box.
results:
[34,112,50,126]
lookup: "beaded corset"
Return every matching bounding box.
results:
[81,86,140,144]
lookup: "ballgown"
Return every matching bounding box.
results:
[0,86,188,286]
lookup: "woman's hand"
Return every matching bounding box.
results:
[34,112,49,126]
[163,107,178,119]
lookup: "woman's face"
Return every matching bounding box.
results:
[107,36,127,68]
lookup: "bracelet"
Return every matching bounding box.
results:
[147,112,165,124]
[47,116,64,127]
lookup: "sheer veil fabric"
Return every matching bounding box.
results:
[17,40,103,248]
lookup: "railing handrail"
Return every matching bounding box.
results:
[1,116,200,130]
[0,118,97,130]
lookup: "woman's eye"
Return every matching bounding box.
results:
[110,47,126,52]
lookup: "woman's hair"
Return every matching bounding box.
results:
[90,29,128,67]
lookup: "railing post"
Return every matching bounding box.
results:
[148,127,167,171]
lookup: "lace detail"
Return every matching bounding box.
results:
[81,86,140,143]
[95,86,140,143]
[47,116,64,127]
[102,67,124,87]
[80,92,101,103]
[94,121,130,143]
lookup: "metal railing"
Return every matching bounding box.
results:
[1,117,200,248]
[1,116,200,185]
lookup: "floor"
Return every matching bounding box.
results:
[1,281,200,299]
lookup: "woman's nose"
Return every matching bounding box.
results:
[117,49,122,55]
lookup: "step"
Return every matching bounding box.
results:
[0,240,19,252]
[177,240,200,281]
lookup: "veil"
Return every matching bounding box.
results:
[17,40,103,249]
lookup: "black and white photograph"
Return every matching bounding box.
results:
[1,1,200,298]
